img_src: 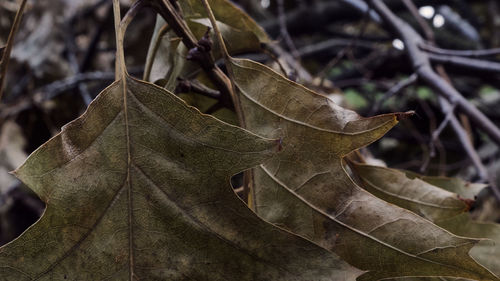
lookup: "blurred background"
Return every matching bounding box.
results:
[1,0,499,245]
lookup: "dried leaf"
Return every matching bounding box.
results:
[0,2,363,279]
[228,57,499,281]
[438,214,500,278]
[181,0,268,44]
[352,164,499,278]
[352,164,472,221]
[403,170,486,200]
[0,71,363,281]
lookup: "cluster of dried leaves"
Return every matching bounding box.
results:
[0,0,499,280]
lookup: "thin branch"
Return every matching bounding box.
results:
[175,79,221,99]
[317,8,371,86]
[144,0,234,110]
[0,0,28,101]
[277,0,300,60]
[0,69,140,120]
[64,20,93,105]
[427,53,500,74]
[437,96,488,180]
[429,99,458,156]
[370,73,417,115]
[418,98,447,176]
[393,0,492,186]
[297,38,378,58]
[199,0,246,127]
[401,0,434,42]
[367,0,500,148]
[262,43,313,83]
[39,71,116,99]
[260,47,289,78]
[420,44,500,58]
[200,0,254,205]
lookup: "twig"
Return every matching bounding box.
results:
[39,71,116,100]
[418,98,447,176]
[37,67,141,100]
[0,0,27,101]
[262,2,379,38]
[260,47,289,78]
[175,78,221,99]
[200,0,253,204]
[339,0,382,23]
[420,44,500,58]
[333,77,389,89]
[438,96,488,180]
[427,53,500,74]
[401,0,489,182]
[387,0,492,186]
[64,1,113,105]
[64,26,93,105]
[433,71,488,179]
[402,0,434,42]
[317,7,371,86]
[144,0,234,114]
[277,0,300,61]
[429,99,458,156]
[262,43,313,83]
[0,69,143,120]
[370,73,417,115]
[80,3,113,72]
[367,0,500,148]
[297,38,378,58]
[436,5,480,44]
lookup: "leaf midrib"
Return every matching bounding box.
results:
[27,76,286,280]
[122,75,135,280]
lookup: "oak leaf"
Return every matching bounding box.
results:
[227,57,499,281]
[0,2,363,279]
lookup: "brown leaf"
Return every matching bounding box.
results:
[0,2,362,278]
[228,57,499,281]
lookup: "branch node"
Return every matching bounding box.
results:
[186,28,213,62]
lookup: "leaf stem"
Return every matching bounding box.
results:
[200,0,229,61]
[112,0,125,80]
[199,0,245,126]
[0,0,28,102]
[200,0,258,204]
[147,0,234,116]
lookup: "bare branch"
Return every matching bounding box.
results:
[420,44,500,58]
[370,73,417,115]
[428,53,500,74]
[0,0,28,101]
[367,0,500,148]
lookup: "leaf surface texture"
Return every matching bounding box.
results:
[229,57,499,281]
[0,72,361,280]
